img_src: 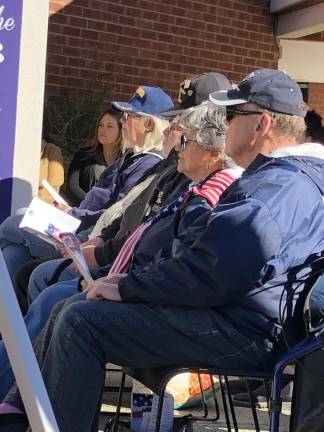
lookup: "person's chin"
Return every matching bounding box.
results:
[177,162,184,173]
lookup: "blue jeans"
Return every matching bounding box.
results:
[0,278,80,400]
[5,293,273,432]
[0,243,33,286]
[27,258,78,303]
[0,214,56,283]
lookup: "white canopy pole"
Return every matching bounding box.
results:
[0,251,59,431]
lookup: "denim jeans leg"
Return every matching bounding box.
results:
[0,279,80,400]
[1,243,33,285]
[27,258,79,304]
[19,229,57,258]
[0,215,25,245]
[4,299,67,412]
[4,296,271,431]
[16,297,269,432]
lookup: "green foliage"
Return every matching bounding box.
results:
[44,85,110,162]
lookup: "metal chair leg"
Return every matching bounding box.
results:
[210,374,220,421]
[263,379,272,419]
[154,388,166,432]
[112,371,127,432]
[184,373,220,423]
[246,379,260,432]
[224,376,238,432]
[219,375,232,432]
[197,373,208,417]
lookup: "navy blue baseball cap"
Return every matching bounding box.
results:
[209,69,306,117]
[112,86,173,116]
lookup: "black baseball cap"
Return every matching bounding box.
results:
[209,69,306,117]
[161,72,231,118]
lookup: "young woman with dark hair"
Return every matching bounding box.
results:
[66,108,123,206]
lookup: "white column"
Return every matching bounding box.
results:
[0,251,59,431]
[279,39,324,83]
[11,0,49,213]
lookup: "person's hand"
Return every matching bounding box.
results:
[54,203,72,213]
[81,237,103,248]
[54,242,67,256]
[80,245,99,269]
[80,278,94,293]
[86,277,122,301]
[103,273,127,285]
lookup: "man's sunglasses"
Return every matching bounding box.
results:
[226,108,264,122]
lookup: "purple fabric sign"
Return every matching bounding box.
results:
[0,1,23,222]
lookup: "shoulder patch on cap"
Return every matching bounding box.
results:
[183,79,191,89]
[136,87,145,98]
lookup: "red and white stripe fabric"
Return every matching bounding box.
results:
[109,222,150,274]
[188,167,241,207]
[109,166,243,275]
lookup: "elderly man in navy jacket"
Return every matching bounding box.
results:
[3,70,324,431]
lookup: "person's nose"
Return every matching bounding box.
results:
[175,139,181,153]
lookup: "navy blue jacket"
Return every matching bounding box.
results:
[119,152,324,347]
[69,151,162,231]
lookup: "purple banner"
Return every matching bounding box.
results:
[0,1,23,222]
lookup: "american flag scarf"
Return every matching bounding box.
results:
[109,167,240,274]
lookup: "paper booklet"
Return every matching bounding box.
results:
[19,197,81,248]
[41,179,68,206]
[59,233,93,284]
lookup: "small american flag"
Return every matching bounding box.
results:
[132,393,153,417]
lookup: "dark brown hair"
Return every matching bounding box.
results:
[92,107,124,164]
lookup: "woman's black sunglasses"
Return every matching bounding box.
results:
[180,134,187,150]
[179,134,197,150]
[226,108,264,122]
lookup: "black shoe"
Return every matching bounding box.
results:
[233,383,292,408]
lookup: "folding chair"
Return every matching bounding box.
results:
[105,268,324,432]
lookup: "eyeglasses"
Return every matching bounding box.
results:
[226,108,264,122]
[180,134,197,151]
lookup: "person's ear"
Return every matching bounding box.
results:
[144,117,155,133]
[255,113,272,136]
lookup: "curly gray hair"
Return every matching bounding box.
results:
[179,101,227,151]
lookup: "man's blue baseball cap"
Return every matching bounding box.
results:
[209,69,306,117]
[112,86,173,116]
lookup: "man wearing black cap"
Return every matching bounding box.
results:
[161,71,231,117]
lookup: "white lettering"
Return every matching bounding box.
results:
[0,5,16,31]
[0,43,4,63]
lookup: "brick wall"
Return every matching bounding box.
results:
[308,83,324,122]
[47,0,278,101]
